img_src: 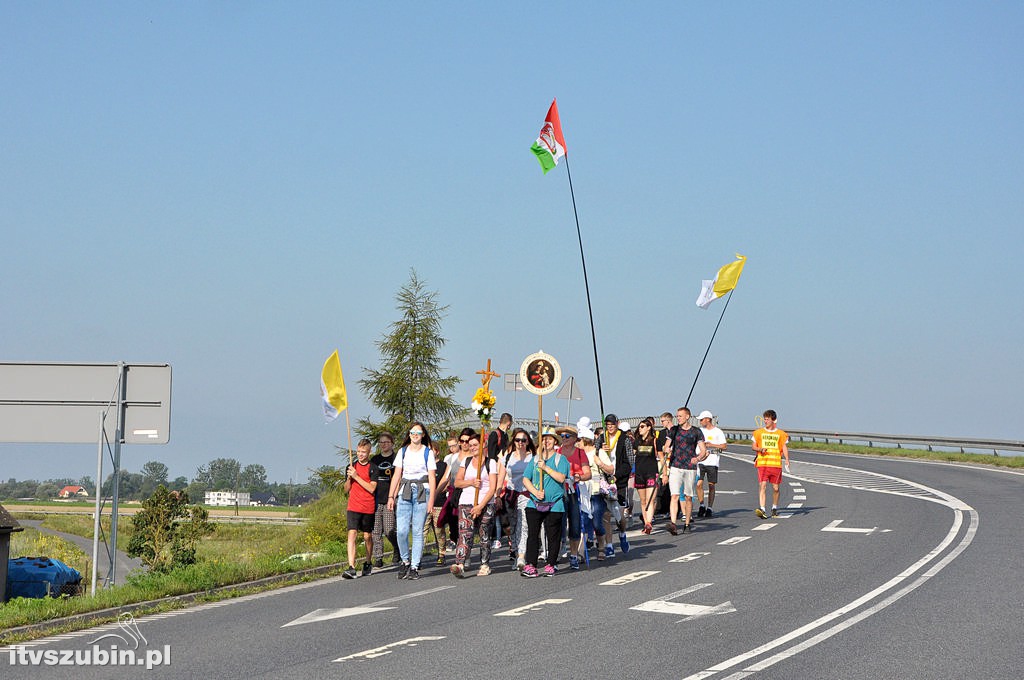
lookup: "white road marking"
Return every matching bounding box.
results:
[284,605,395,626]
[751,523,777,531]
[793,495,807,500]
[717,536,751,546]
[821,519,883,535]
[631,583,736,622]
[333,636,445,662]
[283,585,455,627]
[786,503,803,509]
[669,552,711,563]
[600,571,660,586]
[712,489,748,495]
[494,598,571,617]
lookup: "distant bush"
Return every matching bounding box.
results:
[126,486,213,573]
[301,487,347,550]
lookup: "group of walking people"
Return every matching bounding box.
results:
[341,408,790,580]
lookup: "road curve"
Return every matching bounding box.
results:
[5,447,1022,679]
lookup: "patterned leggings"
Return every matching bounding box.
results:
[371,502,397,561]
[455,504,495,567]
[423,506,447,555]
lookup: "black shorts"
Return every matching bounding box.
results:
[347,510,375,533]
[634,455,659,488]
[698,464,719,484]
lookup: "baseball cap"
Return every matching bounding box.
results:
[698,410,714,420]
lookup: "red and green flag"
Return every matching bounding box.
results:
[531,98,567,174]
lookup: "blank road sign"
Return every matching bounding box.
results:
[0,362,171,444]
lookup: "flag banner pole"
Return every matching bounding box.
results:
[685,289,735,408]
[473,359,499,505]
[538,394,544,486]
[475,420,487,505]
[345,409,353,468]
[563,154,605,418]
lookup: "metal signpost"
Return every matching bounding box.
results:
[0,362,172,594]
[503,373,526,419]
[555,375,584,425]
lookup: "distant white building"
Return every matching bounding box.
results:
[204,491,251,507]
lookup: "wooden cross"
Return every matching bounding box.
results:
[476,359,499,391]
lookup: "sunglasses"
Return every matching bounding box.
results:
[409,430,424,435]
[459,438,471,443]
[560,433,573,438]
[514,437,528,443]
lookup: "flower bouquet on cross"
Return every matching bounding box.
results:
[472,387,496,425]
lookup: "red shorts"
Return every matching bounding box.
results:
[757,466,782,485]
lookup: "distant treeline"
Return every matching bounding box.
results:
[1,457,334,504]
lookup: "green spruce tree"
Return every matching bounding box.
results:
[358,269,465,440]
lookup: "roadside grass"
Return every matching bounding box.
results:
[0,516,354,641]
[37,514,132,548]
[8,527,93,584]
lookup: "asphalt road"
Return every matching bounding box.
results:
[5,447,1022,679]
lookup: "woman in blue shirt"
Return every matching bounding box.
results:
[520,428,570,577]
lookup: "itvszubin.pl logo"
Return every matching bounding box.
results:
[7,613,171,670]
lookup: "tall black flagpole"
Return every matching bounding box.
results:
[685,289,735,409]
[563,154,605,418]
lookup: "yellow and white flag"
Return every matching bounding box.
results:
[320,350,348,422]
[696,254,747,309]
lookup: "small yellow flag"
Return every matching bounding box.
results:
[713,254,747,297]
[320,350,348,422]
[697,254,747,309]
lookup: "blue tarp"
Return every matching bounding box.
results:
[6,556,82,599]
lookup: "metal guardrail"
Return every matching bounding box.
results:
[719,427,1024,457]
[453,417,1022,457]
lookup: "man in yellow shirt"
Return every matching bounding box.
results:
[751,409,790,518]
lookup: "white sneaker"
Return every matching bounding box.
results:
[478,563,492,576]
[491,539,502,549]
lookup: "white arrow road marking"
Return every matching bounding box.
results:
[718,536,751,545]
[822,520,889,535]
[631,583,736,623]
[285,605,395,626]
[333,636,445,662]
[712,489,747,495]
[670,552,711,563]
[283,585,455,627]
[494,598,571,617]
[601,571,660,586]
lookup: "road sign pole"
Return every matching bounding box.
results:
[91,411,104,595]
[108,362,127,586]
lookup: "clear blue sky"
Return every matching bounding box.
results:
[2,2,1021,483]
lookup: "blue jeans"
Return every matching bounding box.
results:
[395,496,429,568]
[589,494,608,537]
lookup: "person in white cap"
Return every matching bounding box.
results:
[696,410,727,518]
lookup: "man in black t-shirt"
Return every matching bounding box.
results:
[662,407,707,535]
[370,432,399,567]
